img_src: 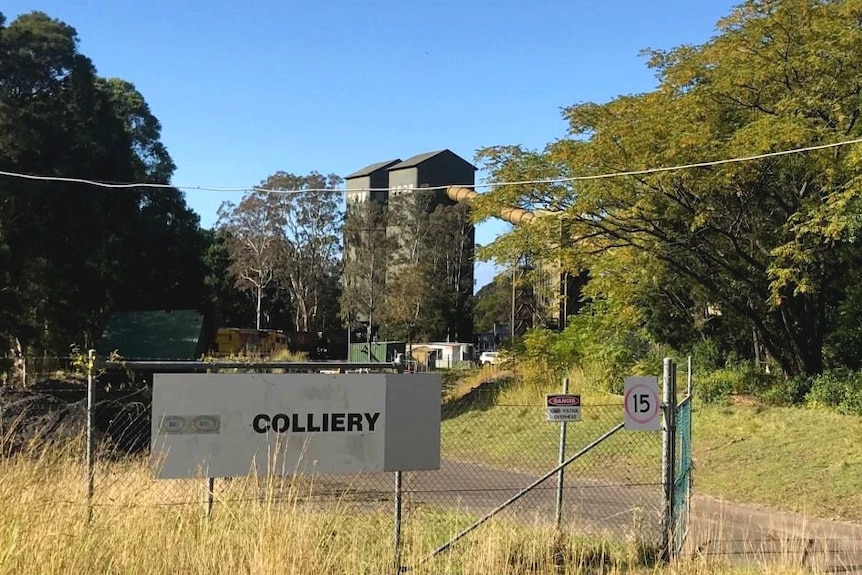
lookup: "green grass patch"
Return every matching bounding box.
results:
[440,365,862,522]
[692,402,862,521]
[441,372,661,485]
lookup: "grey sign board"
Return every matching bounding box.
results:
[151,373,441,479]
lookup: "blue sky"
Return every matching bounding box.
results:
[7,0,739,290]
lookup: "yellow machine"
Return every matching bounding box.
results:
[214,328,288,356]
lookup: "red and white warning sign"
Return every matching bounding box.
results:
[545,394,581,422]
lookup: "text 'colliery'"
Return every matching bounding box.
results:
[252,412,381,434]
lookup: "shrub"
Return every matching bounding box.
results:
[697,364,779,404]
[759,375,809,406]
[522,328,572,373]
[689,338,724,373]
[553,299,652,393]
[697,369,734,404]
[806,369,862,416]
[806,369,851,408]
[840,387,862,416]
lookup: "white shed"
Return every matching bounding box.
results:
[420,342,474,369]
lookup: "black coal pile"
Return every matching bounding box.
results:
[0,378,151,456]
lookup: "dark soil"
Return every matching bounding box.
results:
[0,377,151,455]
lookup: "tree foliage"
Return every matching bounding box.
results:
[385,192,474,342]
[476,0,862,377]
[381,264,426,350]
[0,11,207,352]
[473,273,512,333]
[215,193,282,330]
[257,172,343,332]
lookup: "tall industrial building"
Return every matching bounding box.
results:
[344,149,476,343]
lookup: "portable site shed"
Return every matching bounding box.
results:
[347,341,406,363]
[421,342,474,369]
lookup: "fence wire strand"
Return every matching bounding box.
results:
[85,383,665,547]
[5,366,667,556]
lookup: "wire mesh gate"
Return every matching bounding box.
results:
[673,395,693,557]
[403,372,686,570]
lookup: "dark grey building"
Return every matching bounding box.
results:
[345,159,401,207]
[342,149,477,343]
[387,149,476,197]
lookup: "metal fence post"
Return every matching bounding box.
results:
[394,470,404,574]
[85,349,95,524]
[687,355,693,398]
[660,358,677,560]
[204,477,215,519]
[554,377,569,529]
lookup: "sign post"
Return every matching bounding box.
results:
[550,379,577,529]
[624,376,660,431]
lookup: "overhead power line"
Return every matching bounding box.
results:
[498,136,862,184]
[0,136,860,194]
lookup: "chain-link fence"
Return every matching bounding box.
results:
[88,365,668,560]
[2,357,688,571]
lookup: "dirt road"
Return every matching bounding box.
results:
[689,495,862,572]
[314,457,862,572]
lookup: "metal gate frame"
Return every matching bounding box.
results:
[661,357,694,560]
[402,421,627,572]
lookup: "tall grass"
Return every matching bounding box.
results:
[0,437,820,574]
[443,361,623,407]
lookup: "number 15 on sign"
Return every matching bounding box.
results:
[624,376,660,431]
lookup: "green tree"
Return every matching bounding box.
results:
[0,11,209,354]
[257,171,343,332]
[200,230,264,333]
[96,77,175,182]
[215,193,282,330]
[100,77,206,314]
[381,264,426,356]
[477,0,862,377]
[474,273,512,333]
[425,201,474,342]
[386,191,474,342]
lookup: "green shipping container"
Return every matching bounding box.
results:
[348,341,406,363]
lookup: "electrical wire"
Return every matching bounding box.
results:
[0,136,860,194]
[498,136,862,184]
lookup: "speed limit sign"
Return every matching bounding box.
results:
[624,376,660,430]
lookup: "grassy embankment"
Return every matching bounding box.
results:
[0,441,818,575]
[441,365,862,521]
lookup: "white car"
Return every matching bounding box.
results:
[479,351,500,366]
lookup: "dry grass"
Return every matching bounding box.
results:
[0,437,826,575]
[442,363,510,401]
[200,348,310,363]
[442,362,621,406]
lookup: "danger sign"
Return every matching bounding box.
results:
[546,394,581,422]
